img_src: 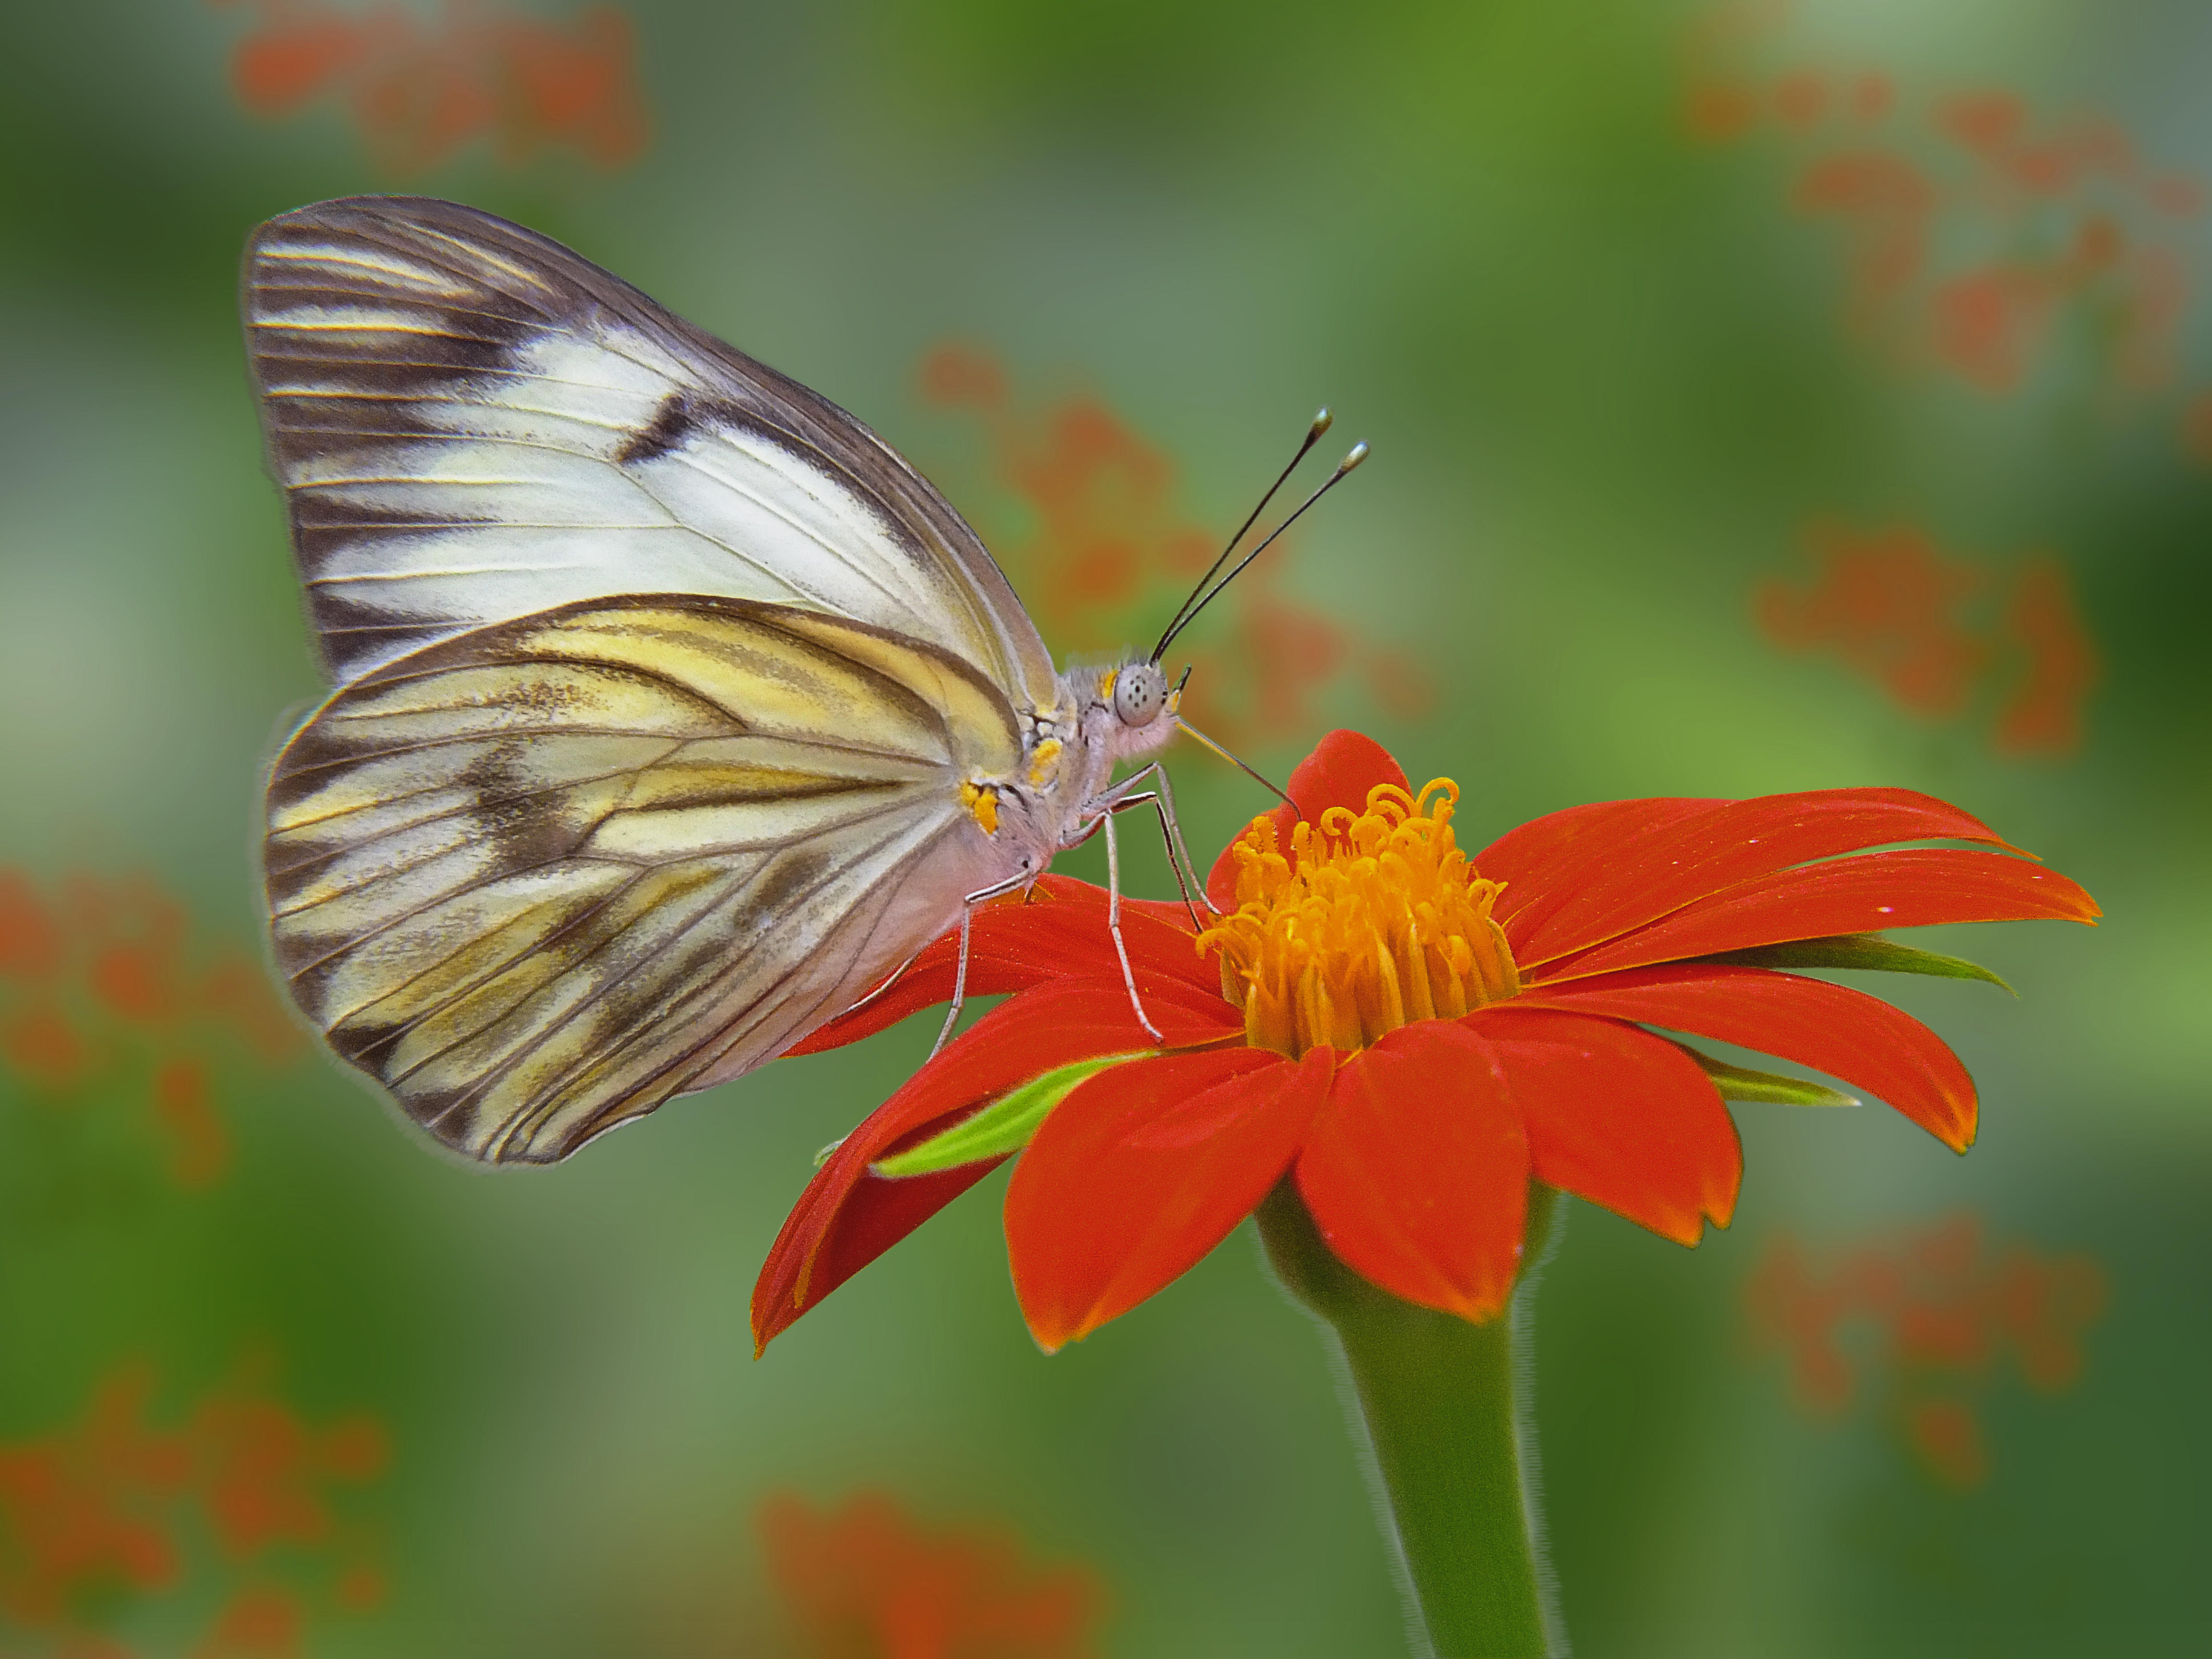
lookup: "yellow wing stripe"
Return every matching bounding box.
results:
[765,610,1022,778]
[504,605,960,762]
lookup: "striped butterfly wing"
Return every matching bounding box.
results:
[266,597,1025,1164]
[244,194,1058,1162]
[242,195,1060,709]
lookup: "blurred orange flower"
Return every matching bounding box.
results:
[0,868,304,1192]
[760,1492,1102,1659]
[1756,524,1987,719]
[214,0,649,171]
[190,1585,306,1659]
[1688,5,2207,418]
[0,1362,388,1653]
[1756,525,2099,758]
[1792,153,1936,336]
[2181,392,2212,463]
[1992,558,2100,756]
[1746,1212,2106,1489]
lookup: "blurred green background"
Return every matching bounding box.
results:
[2,0,2206,1654]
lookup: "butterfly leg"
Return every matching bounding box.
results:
[1080,763,1217,926]
[927,863,1037,1061]
[1134,762,1219,923]
[837,943,928,1021]
[1101,807,1166,1046]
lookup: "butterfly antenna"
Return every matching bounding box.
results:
[1154,441,1369,660]
[1177,716,1300,816]
[1151,409,1334,663]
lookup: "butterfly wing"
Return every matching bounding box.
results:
[265,596,1024,1164]
[245,194,1063,1162]
[243,194,1060,711]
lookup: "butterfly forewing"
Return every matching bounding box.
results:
[265,595,1024,1163]
[244,195,1059,707]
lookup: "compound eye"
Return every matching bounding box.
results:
[1114,663,1166,728]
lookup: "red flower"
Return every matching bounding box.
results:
[753,732,2097,1355]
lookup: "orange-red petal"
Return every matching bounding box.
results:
[1472,797,1721,933]
[1006,1046,1332,1352]
[1503,789,2016,968]
[1514,963,1981,1151]
[1206,730,1409,908]
[1536,847,2099,980]
[788,875,1213,1056]
[753,983,1217,1352]
[1293,1022,1530,1322]
[1463,1006,1742,1244]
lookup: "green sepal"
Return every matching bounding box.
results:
[1674,1041,1859,1107]
[870,1053,1149,1178]
[1698,932,2012,993]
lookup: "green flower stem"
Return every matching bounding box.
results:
[1255,1181,1563,1659]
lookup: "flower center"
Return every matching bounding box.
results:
[1196,780,1521,1059]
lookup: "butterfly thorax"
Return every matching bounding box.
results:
[973,663,1178,868]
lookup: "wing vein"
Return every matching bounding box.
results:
[469,808,958,1150]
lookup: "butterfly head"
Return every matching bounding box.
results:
[1085,661,1181,767]
[1112,661,1171,730]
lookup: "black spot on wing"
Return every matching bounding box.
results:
[617,391,696,466]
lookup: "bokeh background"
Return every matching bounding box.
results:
[2,1,2207,1654]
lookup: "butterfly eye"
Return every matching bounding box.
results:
[1114,663,1167,728]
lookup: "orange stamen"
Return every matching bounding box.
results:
[1196,780,1520,1058]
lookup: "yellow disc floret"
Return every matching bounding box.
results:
[1197,780,1520,1058]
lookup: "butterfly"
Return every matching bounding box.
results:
[246,195,1362,1166]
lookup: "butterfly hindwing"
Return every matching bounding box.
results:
[244,195,1060,709]
[265,596,1022,1163]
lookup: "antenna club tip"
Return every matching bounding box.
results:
[1341,442,1370,470]
[1310,407,1334,435]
